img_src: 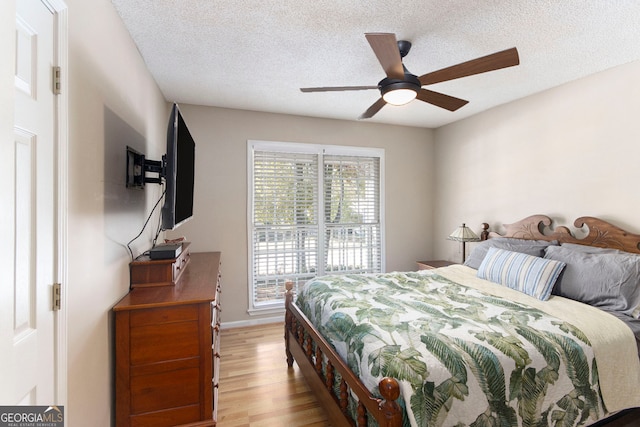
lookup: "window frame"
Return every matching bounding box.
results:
[247,140,385,315]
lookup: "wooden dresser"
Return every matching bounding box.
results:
[114,251,222,427]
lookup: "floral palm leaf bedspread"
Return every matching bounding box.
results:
[296,270,605,427]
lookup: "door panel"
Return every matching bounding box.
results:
[11,0,56,404]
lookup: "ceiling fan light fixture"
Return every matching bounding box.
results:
[379,77,421,106]
[382,87,418,105]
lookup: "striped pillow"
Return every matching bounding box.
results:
[477,247,566,300]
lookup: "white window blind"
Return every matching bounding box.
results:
[323,155,381,274]
[248,142,384,312]
[252,150,319,306]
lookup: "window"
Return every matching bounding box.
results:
[248,141,384,313]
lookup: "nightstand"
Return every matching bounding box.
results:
[416,260,456,270]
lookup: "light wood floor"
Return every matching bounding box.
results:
[217,323,330,427]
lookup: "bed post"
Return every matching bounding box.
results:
[285,280,294,367]
[378,377,402,427]
[481,223,490,241]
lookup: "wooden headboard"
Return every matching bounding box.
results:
[480,214,640,254]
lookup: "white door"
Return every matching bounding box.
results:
[9,0,57,404]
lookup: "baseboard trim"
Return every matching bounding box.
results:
[220,315,284,330]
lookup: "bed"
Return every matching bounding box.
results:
[284,215,640,427]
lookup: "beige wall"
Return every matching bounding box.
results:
[65,0,169,424]
[166,105,435,325]
[433,59,640,262]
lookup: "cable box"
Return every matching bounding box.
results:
[148,243,183,260]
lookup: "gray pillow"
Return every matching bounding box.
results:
[464,237,559,270]
[558,242,623,254]
[545,245,640,318]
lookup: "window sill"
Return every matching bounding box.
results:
[247,306,285,317]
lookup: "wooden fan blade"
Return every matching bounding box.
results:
[365,33,405,80]
[416,89,468,111]
[358,98,387,120]
[300,86,378,92]
[419,47,519,86]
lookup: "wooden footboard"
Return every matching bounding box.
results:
[285,282,402,427]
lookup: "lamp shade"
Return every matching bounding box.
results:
[448,223,480,242]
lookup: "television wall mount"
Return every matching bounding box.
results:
[126,146,166,188]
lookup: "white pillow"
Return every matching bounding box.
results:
[477,247,566,301]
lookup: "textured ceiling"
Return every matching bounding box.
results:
[111,0,640,128]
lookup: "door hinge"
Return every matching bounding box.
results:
[53,66,61,95]
[52,283,61,311]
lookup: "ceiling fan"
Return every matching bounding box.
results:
[300,33,520,119]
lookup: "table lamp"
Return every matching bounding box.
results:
[448,223,480,262]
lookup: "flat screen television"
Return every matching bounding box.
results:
[161,103,195,230]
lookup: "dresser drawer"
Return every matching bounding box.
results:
[130,304,198,326]
[211,272,221,422]
[130,320,200,365]
[211,294,221,375]
[130,363,200,414]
